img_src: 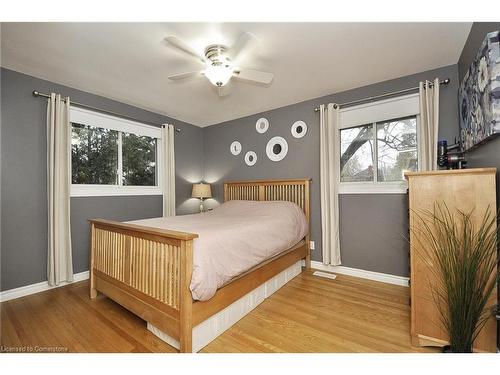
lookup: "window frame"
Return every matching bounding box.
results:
[70,107,163,197]
[337,93,420,195]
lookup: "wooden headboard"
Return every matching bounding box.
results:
[223,178,311,225]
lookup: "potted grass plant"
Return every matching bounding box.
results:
[412,203,499,353]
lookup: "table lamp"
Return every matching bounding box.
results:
[191,183,212,212]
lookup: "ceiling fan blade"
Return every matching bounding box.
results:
[164,36,206,63]
[227,32,258,64]
[233,68,274,85]
[168,71,204,81]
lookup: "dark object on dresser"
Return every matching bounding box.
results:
[437,140,467,169]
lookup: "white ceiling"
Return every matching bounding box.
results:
[1,22,471,127]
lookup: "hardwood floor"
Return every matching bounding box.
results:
[0,270,438,353]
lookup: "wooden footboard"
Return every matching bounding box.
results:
[89,219,198,352]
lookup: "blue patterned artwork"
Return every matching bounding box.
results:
[459,31,500,151]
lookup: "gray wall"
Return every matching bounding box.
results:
[0,68,204,291]
[204,64,460,277]
[458,22,500,82]
[458,22,500,349]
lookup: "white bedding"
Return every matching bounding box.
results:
[129,200,308,301]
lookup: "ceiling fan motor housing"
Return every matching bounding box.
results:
[204,44,229,63]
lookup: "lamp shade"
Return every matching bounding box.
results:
[191,183,212,199]
[204,64,233,87]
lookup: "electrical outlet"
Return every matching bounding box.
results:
[310,240,315,250]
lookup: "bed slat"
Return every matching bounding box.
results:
[93,228,182,309]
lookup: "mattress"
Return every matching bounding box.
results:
[129,200,308,301]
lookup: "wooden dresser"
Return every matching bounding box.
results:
[405,168,497,352]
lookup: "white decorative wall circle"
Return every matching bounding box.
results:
[266,136,288,162]
[255,118,269,134]
[244,151,257,166]
[291,120,307,138]
[230,141,242,155]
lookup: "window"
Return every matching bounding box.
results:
[376,117,417,181]
[70,107,162,196]
[340,124,374,182]
[71,123,119,185]
[121,132,157,186]
[338,93,420,194]
[340,117,417,183]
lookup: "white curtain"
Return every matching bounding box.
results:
[320,103,341,266]
[418,78,440,171]
[47,93,73,286]
[161,124,176,217]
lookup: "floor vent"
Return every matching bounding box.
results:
[313,271,337,280]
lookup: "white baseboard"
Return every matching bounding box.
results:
[310,261,409,287]
[0,271,89,302]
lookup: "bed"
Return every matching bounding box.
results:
[89,178,311,352]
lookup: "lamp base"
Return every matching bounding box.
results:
[199,199,205,213]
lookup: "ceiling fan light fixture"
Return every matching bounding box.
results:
[204,62,233,87]
[165,33,273,94]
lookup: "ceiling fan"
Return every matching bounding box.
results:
[165,32,274,96]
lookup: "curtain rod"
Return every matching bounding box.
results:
[32,90,181,133]
[313,78,450,112]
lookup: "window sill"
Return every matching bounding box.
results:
[71,185,162,197]
[338,181,408,195]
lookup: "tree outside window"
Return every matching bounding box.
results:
[71,123,158,187]
[340,116,417,182]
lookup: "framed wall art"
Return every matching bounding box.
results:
[459,31,500,151]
